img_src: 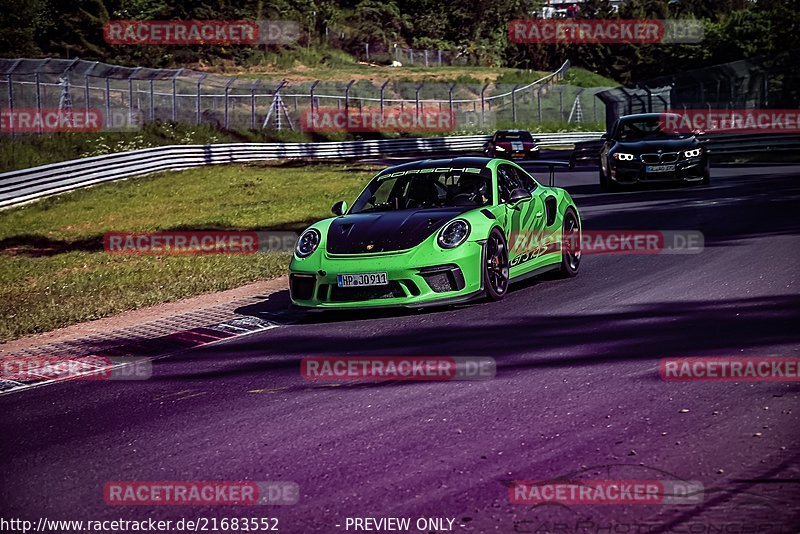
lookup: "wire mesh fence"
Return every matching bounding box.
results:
[0,58,608,134]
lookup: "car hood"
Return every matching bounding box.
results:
[614,136,699,152]
[326,207,471,254]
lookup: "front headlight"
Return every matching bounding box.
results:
[684,148,702,158]
[437,219,470,249]
[613,152,635,161]
[295,228,321,258]
[495,145,506,152]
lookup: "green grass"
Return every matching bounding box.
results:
[562,68,618,88]
[0,162,376,341]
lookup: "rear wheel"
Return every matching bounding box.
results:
[483,229,509,301]
[558,208,581,278]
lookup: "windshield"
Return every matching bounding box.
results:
[615,117,683,141]
[350,166,493,213]
[495,131,534,142]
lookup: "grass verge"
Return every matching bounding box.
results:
[0,162,376,341]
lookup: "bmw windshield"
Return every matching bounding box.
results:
[615,116,687,141]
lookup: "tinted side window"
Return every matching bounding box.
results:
[497,165,523,203]
[514,167,538,192]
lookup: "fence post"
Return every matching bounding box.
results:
[537,88,542,123]
[309,80,320,113]
[480,83,490,126]
[7,74,13,112]
[84,75,91,116]
[149,79,155,122]
[344,79,355,123]
[559,87,564,121]
[251,80,259,129]
[438,49,442,66]
[196,73,208,125]
[224,79,234,129]
[6,74,13,138]
[410,49,414,65]
[424,50,428,67]
[415,82,423,118]
[511,84,520,124]
[380,80,389,115]
[128,77,135,123]
[105,77,111,128]
[34,73,42,133]
[171,70,182,122]
[365,43,369,61]
[448,83,455,118]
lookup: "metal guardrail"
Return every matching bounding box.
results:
[0,132,603,208]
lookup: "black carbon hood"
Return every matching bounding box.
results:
[326,207,471,254]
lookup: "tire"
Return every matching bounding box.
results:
[558,208,581,278]
[483,228,510,301]
[599,160,618,191]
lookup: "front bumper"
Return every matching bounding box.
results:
[289,241,485,309]
[611,157,708,184]
[498,147,540,160]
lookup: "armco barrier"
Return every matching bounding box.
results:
[0,132,602,208]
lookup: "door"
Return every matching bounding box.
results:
[496,163,546,276]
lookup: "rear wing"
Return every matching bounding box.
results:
[527,160,571,186]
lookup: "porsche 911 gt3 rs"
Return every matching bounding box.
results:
[289,157,580,309]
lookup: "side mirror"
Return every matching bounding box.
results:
[508,188,532,206]
[600,133,609,139]
[332,200,348,216]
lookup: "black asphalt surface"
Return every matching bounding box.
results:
[2,160,800,533]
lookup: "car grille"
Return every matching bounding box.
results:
[640,152,679,164]
[419,265,466,293]
[289,274,315,300]
[327,281,405,302]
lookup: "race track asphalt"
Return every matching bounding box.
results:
[2,161,799,533]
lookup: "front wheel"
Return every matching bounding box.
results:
[558,208,581,278]
[483,229,509,301]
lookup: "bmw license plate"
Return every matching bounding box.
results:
[337,272,388,287]
[646,164,676,173]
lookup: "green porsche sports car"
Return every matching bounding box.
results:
[289,157,581,309]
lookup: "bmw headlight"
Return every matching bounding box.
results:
[437,219,470,249]
[295,228,321,258]
[613,152,635,161]
[684,148,702,158]
[495,145,506,152]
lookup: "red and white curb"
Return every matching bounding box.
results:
[0,316,280,395]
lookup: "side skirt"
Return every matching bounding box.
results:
[510,263,560,285]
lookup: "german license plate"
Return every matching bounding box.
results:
[646,164,676,173]
[337,272,388,287]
